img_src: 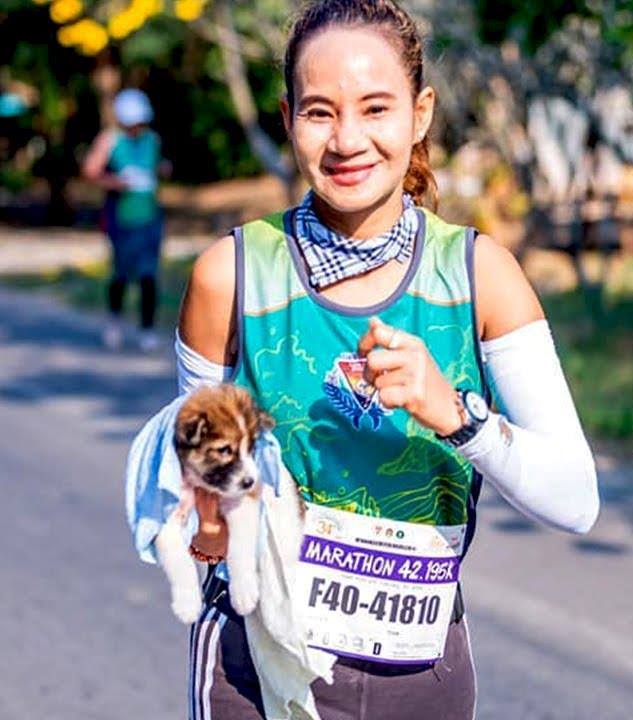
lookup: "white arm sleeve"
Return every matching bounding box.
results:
[458,320,599,534]
[175,330,233,395]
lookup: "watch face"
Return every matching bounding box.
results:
[464,391,488,422]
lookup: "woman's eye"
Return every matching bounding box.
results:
[367,105,388,116]
[305,108,332,119]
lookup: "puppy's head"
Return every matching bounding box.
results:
[174,385,273,498]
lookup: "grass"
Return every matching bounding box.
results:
[3,255,633,441]
[542,286,633,440]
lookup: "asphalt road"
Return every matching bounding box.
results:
[1,286,631,720]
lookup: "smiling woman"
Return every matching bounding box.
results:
[281,11,436,234]
[125,1,599,718]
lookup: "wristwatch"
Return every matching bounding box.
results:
[437,389,489,448]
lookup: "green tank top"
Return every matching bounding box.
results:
[233,208,486,549]
[108,130,160,227]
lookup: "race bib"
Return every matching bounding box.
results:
[294,503,465,664]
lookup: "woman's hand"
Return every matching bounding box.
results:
[191,488,228,559]
[358,317,463,436]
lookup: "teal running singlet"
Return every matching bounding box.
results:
[232,207,487,552]
[108,129,161,227]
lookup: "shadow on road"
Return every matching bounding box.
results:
[1,368,175,420]
[0,287,175,441]
[572,538,630,555]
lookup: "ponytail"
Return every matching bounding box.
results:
[405,135,438,211]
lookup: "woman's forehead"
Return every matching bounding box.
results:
[294,26,410,101]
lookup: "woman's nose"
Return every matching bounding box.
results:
[327,113,368,156]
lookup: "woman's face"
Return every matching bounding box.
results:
[281,26,434,216]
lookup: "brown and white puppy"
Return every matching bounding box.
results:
[154,385,273,623]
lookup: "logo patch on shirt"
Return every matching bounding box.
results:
[323,353,390,430]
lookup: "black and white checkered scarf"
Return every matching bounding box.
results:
[295,191,418,289]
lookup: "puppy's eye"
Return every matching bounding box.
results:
[216,444,233,456]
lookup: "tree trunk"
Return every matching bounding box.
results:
[204,0,298,203]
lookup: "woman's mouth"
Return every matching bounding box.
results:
[324,162,377,187]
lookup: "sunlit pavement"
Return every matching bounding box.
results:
[0,286,631,720]
[0,226,210,274]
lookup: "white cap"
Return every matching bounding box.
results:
[113,88,154,127]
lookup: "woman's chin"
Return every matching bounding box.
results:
[313,181,391,215]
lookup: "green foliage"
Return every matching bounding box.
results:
[543,280,633,439]
[0,164,32,192]
[475,0,584,51]
[120,16,187,67]
[475,0,633,64]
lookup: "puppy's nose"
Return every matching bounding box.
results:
[240,477,255,490]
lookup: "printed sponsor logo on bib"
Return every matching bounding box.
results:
[294,504,465,664]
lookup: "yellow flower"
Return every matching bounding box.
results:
[108,11,135,39]
[57,25,76,46]
[174,0,205,22]
[107,0,161,39]
[79,29,109,56]
[56,18,108,55]
[50,0,83,24]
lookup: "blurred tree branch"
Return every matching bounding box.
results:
[205,0,295,191]
[192,16,269,61]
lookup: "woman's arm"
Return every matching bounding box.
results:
[81,130,128,192]
[460,234,599,533]
[179,234,237,365]
[178,235,238,558]
[474,233,544,339]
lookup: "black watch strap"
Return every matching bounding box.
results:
[436,390,488,448]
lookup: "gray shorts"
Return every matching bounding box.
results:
[189,573,476,720]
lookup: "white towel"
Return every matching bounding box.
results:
[247,468,335,720]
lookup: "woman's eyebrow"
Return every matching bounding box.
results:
[360,91,396,101]
[297,95,335,110]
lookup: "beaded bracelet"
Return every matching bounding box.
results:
[189,544,223,565]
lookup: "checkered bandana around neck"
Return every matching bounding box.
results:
[294,191,419,289]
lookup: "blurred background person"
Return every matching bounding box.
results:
[82,87,169,352]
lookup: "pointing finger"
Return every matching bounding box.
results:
[367,316,419,351]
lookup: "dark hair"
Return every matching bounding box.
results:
[284,0,438,210]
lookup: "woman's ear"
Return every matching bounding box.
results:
[280,94,292,136]
[413,85,435,144]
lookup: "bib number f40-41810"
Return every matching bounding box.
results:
[308,577,442,626]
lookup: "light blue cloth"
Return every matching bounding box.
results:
[125,395,282,565]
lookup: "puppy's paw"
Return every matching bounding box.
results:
[229,574,260,616]
[171,584,202,624]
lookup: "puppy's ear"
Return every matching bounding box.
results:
[176,413,209,448]
[231,385,275,435]
[257,408,275,432]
